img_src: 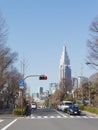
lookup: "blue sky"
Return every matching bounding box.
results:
[0,0,98,93]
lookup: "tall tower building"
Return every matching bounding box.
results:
[38,87,43,95]
[59,45,71,81]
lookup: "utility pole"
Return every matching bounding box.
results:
[19,57,25,108]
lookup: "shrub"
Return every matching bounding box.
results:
[84,106,98,114]
[78,104,84,110]
[13,107,26,116]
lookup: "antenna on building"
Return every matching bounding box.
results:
[81,63,83,76]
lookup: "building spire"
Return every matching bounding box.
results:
[59,44,71,80]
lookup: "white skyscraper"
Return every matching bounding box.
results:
[59,45,71,81]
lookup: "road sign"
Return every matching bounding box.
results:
[19,80,24,87]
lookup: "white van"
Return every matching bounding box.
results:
[31,102,37,110]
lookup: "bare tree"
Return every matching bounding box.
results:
[0,10,8,44]
[59,78,72,95]
[87,16,98,69]
[0,11,18,90]
[6,68,22,103]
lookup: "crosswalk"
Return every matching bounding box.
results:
[25,115,98,119]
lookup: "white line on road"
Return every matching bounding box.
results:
[50,116,55,118]
[1,119,17,130]
[43,116,48,118]
[0,119,3,123]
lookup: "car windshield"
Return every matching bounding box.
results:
[64,102,73,106]
[70,105,79,109]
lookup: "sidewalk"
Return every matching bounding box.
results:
[0,108,25,119]
[0,108,15,118]
[82,110,98,116]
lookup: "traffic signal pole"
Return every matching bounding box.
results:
[19,74,47,115]
[24,74,47,80]
[19,74,47,105]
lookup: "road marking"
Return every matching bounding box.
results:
[1,119,17,130]
[0,119,3,123]
[43,116,48,118]
[31,116,36,119]
[76,116,81,118]
[70,116,75,118]
[50,116,55,118]
[57,116,62,118]
[25,115,98,119]
[37,116,41,118]
[82,116,88,118]
[89,116,95,118]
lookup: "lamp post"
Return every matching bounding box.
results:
[88,81,91,106]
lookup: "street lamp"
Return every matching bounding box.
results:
[86,61,98,71]
[86,62,98,66]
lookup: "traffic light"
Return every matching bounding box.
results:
[39,75,47,80]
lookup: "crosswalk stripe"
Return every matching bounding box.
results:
[57,116,62,118]
[43,116,48,118]
[25,115,98,119]
[31,116,35,119]
[50,116,55,118]
[63,115,67,118]
[76,116,81,118]
[70,116,75,118]
[89,116,95,118]
[37,116,41,118]
[82,116,88,118]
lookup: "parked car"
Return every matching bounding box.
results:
[57,103,62,111]
[67,104,81,115]
[31,102,37,110]
[61,101,73,112]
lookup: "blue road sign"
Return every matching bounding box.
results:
[19,80,24,86]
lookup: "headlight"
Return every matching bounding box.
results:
[70,109,73,112]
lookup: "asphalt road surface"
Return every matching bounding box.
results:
[0,108,98,130]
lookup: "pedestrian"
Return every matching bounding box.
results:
[25,103,31,116]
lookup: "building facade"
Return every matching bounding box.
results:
[49,83,58,95]
[59,45,71,81]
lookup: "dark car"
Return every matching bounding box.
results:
[67,104,81,115]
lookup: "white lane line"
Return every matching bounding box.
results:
[0,119,3,123]
[1,119,17,130]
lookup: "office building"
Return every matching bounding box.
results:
[59,45,71,81]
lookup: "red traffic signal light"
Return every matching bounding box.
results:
[39,75,47,80]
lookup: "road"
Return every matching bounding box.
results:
[0,108,98,130]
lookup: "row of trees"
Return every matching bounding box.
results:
[45,16,98,108]
[0,12,25,108]
[44,76,98,108]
